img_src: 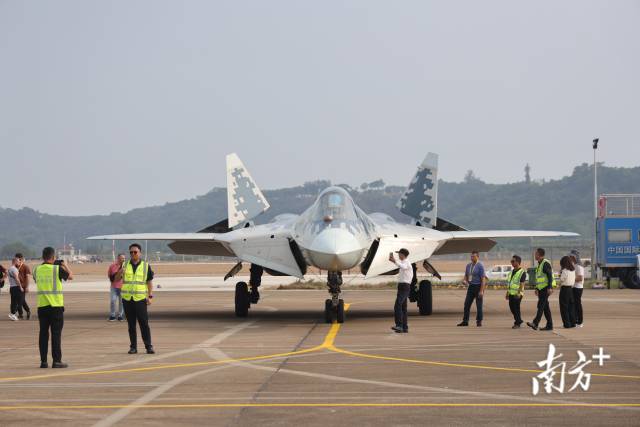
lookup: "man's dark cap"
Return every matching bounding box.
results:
[396,248,410,257]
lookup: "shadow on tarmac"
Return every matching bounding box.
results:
[63,308,462,322]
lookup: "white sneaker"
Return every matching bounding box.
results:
[8,314,18,321]
[577,323,583,328]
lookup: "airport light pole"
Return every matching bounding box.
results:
[593,138,599,280]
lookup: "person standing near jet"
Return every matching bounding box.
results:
[505,255,527,328]
[527,248,555,331]
[34,247,73,368]
[7,258,23,321]
[570,250,585,327]
[389,248,413,333]
[107,253,126,321]
[114,243,155,354]
[458,251,487,327]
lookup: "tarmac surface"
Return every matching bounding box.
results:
[0,288,639,426]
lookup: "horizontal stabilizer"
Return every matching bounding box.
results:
[435,217,467,232]
[198,218,231,234]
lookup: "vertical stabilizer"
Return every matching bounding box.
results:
[396,153,439,227]
[226,153,270,228]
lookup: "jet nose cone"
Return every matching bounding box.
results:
[307,228,365,271]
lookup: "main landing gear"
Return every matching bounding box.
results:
[410,280,433,315]
[235,264,263,317]
[324,271,345,323]
[409,263,433,315]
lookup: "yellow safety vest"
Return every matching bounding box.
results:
[122,261,149,302]
[535,259,556,290]
[34,263,64,307]
[507,268,525,296]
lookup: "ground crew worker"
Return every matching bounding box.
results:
[34,247,73,368]
[527,248,555,331]
[389,248,413,333]
[115,243,155,354]
[505,255,527,328]
[457,250,487,327]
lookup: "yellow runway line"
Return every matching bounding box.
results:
[0,346,324,383]
[0,403,639,411]
[329,348,640,380]
[1,302,638,383]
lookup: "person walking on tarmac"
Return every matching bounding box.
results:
[389,248,413,334]
[34,247,73,368]
[458,251,487,327]
[114,243,155,354]
[558,256,576,328]
[527,248,556,331]
[505,255,527,328]
[16,253,32,319]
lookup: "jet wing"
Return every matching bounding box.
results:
[87,233,236,257]
[87,226,305,278]
[364,225,579,277]
[447,230,579,239]
[433,230,579,255]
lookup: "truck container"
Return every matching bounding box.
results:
[596,194,640,288]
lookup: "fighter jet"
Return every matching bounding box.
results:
[88,153,578,322]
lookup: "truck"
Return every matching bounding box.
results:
[596,194,640,289]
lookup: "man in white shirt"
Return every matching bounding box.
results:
[7,258,23,321]
[389,248,413,333]
[570,250,585,327]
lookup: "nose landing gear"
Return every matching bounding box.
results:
[324,271,345,323]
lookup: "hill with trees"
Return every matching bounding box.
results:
[1,163,638,257]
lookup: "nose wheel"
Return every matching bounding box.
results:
[324,271,345,323]
[324,298,345,323]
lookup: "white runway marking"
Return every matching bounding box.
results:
[208,348,640,411]
[91,321,256,426]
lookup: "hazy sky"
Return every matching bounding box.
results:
[1,1,638,216]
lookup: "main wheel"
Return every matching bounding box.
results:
[417,280,432,315]
[235,282,250,317]
[336,299,345,323]
[623,270,640,289]
[324,299,334,323]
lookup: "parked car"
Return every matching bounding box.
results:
[486,264,513,280]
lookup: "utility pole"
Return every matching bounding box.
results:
[593,138,599,280]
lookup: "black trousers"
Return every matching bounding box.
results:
[508,295,523,325]
[123,299,152,349]
[572,288,583,325]
[532,287,553,327]
[10,287,22,315]
[10,287,30,316]
[38,306,64,363]
[559,287,576,327]
[394,283,410,330]
[463,285,483,322]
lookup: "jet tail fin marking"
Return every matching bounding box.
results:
[397,152,439,228]
[226,153,270,228]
